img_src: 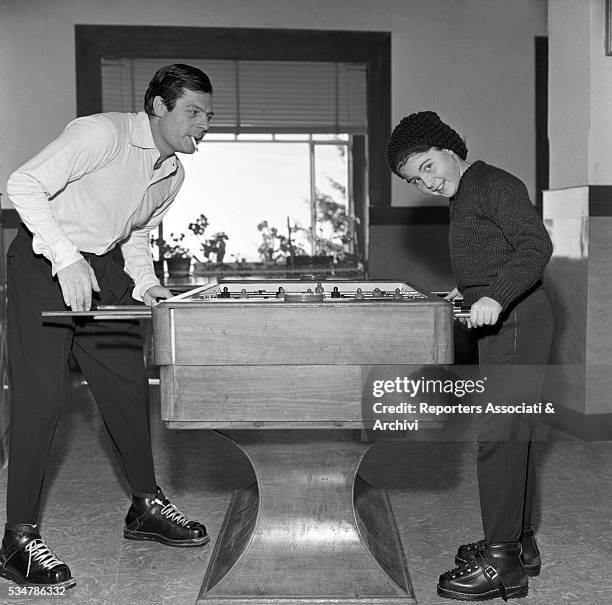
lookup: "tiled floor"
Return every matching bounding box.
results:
[0,378,610,604]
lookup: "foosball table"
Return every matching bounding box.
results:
[150,278,454,604]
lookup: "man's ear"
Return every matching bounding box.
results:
[152,95,167,118]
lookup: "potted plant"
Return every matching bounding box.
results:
[188,214,230,273]
[311,192,360,262]
[159,232,192,278]
[256,220,307,265]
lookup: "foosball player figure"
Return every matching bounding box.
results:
[387,111,553,601]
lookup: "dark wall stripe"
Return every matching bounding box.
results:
[589,185,612,216]
[1,209,19,228]
[369,206,450,226]
[368,185,612,226]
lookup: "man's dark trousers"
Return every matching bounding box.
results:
[6,224,157,524]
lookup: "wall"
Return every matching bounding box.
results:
[0,0,547,208]
[547,0,591,189]
[543,0,612,437]
[548,0,612,188]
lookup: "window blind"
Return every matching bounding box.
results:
[101,57,367,134]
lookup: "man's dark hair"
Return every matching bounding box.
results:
[144,64,213,116]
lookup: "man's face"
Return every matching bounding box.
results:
[155,89,214,155]
[397,148,461,197]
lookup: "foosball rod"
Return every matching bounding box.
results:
[41,306,152,320]
[42,307,472,321]
[430,291,471,320]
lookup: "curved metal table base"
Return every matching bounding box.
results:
[197,430,415,604]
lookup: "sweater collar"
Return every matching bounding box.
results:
[451,160,483,202]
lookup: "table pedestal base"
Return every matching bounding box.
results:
[197,430,415,604]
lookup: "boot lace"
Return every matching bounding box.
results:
[155,498,190,527]
[467,539,486,550]
[445,560,480,579]
[24,539,65,577]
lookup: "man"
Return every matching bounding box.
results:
[1,64,214,589]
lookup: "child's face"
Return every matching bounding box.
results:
[397,148,462,198]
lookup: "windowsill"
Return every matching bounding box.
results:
[162,264,366,291]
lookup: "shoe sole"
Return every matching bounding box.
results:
[0,567,77,590]
[123,529,211,547]
[437,585,528,601]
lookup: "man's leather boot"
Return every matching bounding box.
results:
[0,523,76,589]
[455,526,541,577]
[438,541,528,601]
[124,486,210,547]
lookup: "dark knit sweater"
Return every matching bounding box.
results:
[449,161,552,311]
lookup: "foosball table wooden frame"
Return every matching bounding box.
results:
[150,278,454,604]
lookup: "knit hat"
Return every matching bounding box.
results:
[387,111,468,175]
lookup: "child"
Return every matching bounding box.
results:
[387,111,553,601]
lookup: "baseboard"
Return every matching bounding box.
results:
[544,403,612,441]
